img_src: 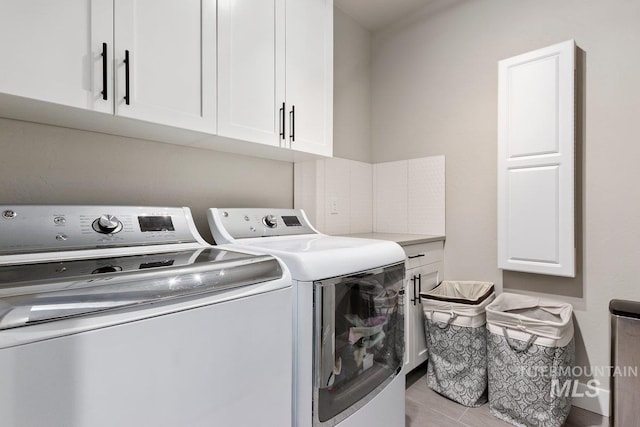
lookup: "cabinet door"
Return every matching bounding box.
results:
[498,40,575,277]
[406,263,441,372]
[285,0,333,156]
[217,0,285,146]
[0,0,113,113]
[114,0,215,132]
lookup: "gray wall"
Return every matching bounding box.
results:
[333,7,372,163]
[0,118,293,242]
[371,0,640,394]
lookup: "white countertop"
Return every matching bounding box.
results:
[334,233,445,246]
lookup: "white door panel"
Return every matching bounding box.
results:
[114,0,215,132]
[405,261,441,373]
[411,264,439,369]
[0,0,113,113]
[507,55,560,158]
[498,40,575,277]
[217,0,285,146]
[285,0,333,156]
[507,166,560,264]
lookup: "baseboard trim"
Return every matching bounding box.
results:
[572,381,610,417]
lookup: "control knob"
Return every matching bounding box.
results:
[262,215,278,228]
[93,214,123,234]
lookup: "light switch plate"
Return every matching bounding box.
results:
[329,197,339,214]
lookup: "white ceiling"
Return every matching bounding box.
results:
[334,0,433,32]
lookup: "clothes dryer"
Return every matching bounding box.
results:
[208,208,406,427]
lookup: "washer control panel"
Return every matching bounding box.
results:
[0,206,198,255]
[209,208,317,240]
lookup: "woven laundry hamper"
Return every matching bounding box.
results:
[486,293,575,427]
[421,281,495,407]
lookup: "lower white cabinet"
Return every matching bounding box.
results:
[402,241,444,373]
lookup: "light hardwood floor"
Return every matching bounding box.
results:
[405,364,609,427]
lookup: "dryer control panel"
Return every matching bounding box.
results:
[0,206,199,255]
[208,208,317,242]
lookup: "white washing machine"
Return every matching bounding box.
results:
[0,205,293,427]
[208,208,406,427]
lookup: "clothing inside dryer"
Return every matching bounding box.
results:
[316,262,405,423]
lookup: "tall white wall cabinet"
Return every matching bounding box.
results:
[217,0,333,156]
[497,40,576,277]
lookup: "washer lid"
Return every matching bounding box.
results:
[0,247,284,330]
[225,235,406,281]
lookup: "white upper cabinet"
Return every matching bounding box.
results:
[285,0,333,156]
[0,0,215,132]
[0,0,330,160]
[114,0,216,132]
[498,40,576,277]
[217,0,333,156]
[0,0,113,114]
[217,0,285,146]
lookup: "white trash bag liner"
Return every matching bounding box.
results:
[421,281,495,407]
[486,293,575,427]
